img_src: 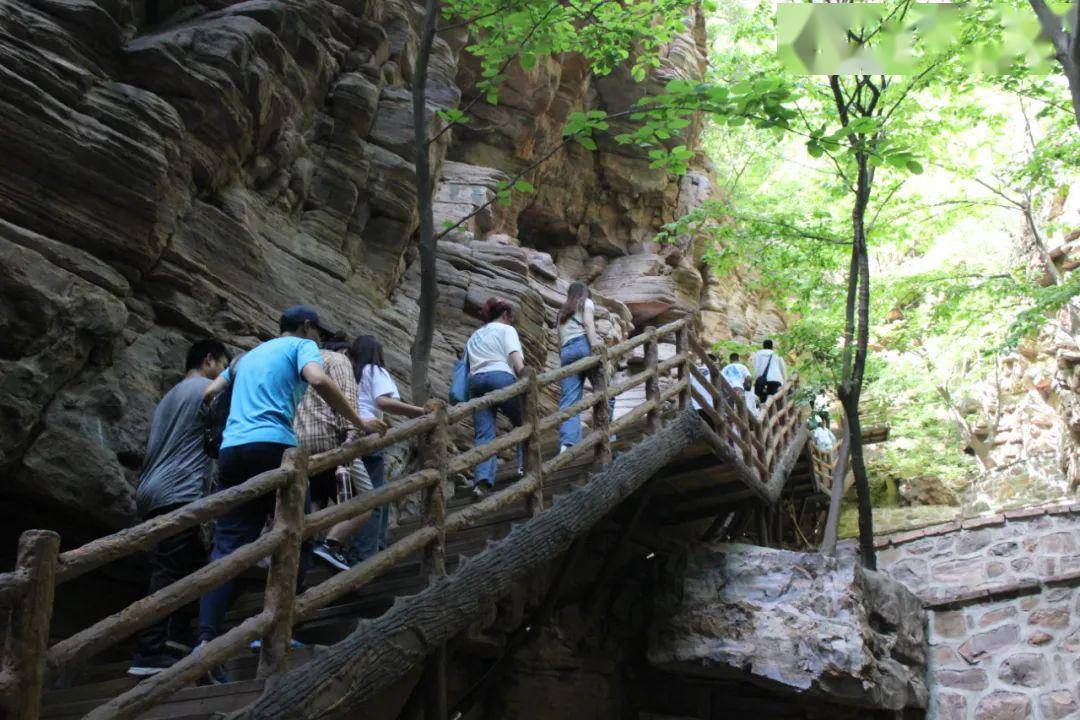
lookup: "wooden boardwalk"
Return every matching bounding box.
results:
[0,318,819,720]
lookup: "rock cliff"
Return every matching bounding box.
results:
[0,0,783,549]
[964,187,1080,511]
[648,543,929,714]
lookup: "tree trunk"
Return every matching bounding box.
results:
[838,149,877,571]
[1027,0,1080,131]
[408,0,440,405]
[228,410,705,720]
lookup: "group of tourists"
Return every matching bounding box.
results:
[690,341,789,424]
[129,306,413,678]
[127,287,790,680]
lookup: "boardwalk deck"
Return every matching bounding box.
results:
[0,318,820,720]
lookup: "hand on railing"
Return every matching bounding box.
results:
[357,417,388,435]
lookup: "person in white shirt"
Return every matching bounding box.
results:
[752,339,787,403]
[349,335,425,562]
[721,352,751,389]
[556,282,616,452]
[690,362,715,411]
[742,376,763,420]
[466,297,526,497]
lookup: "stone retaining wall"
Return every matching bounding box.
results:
[853,501,1080,720]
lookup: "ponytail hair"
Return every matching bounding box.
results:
[557,282,589,326]
[479,297,514,323]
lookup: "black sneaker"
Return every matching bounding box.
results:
[192,643,228,685]
[202,664,228,685]
[164,640,192,658]
[127,653,177,677]
[313,540,351,571]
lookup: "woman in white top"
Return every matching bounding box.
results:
[556,282,606,451]
[466,298,526,496]
[349,335,425,562]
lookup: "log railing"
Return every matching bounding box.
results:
[0,317,806,720]
[810,442,840,493]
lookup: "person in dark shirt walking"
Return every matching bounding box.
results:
[128,339,231,676]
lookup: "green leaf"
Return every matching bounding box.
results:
[905,160,925,174]
[631,66,646,82]
[513,179,535,193]
[806,141,824,158]
[577,135,598,151]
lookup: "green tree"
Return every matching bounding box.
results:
[1026,0,1080,129]
[408,0,695,400]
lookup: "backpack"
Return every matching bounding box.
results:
[203,356,242,459]
[753,353,773,398]
[449,352,470,405]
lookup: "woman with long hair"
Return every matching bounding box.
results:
[348,335,425,562]
[556,282,607,452]
[308,339,376,572]
[465,297,526,498]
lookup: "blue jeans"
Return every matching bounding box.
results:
[558,336,616,447]
[469,371,523,488]
[351,452,388,561]
[197,442,312,643]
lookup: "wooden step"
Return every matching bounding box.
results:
[44,679,266,720]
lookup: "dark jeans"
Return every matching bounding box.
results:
[756,381,782,404]
[134,504,206,659]
[469,371,523,488]
[558,336,616,447]
[351,452,388,561]
[198,442,312,643]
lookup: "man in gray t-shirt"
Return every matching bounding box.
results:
[129,340,230,676]
[136,375,214,515]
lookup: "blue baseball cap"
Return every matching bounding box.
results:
[280,305,336,337]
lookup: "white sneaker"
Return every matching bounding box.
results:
[560,444,570,454]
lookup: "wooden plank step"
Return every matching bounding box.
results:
[44,679,266,720]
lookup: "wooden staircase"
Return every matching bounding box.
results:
[1,318,819,720]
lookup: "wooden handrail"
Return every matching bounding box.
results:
[46,528,285,676]
[0,571,28,607]
[54,469,290,585]
[0,313,811,720]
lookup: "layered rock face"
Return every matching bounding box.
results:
[649,542,929,713]
[0,0,782,548]
[963,186,1080,511]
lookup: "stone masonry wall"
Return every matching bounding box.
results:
[858,501,1080,720]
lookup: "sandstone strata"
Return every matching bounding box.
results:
[648,542,929,712]
[0,0,784,549]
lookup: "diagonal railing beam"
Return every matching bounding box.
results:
[0,314,818,720]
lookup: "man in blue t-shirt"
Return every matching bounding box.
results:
[195,305,385,662]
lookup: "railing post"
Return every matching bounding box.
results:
[520,370,545,514]
[422,400,449,576]
[592,346,612,469]
[2,530,59,720]
[644,327,660,433]
[675,325,691,410]
[420,400,449,720]
[258,448,307,678]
